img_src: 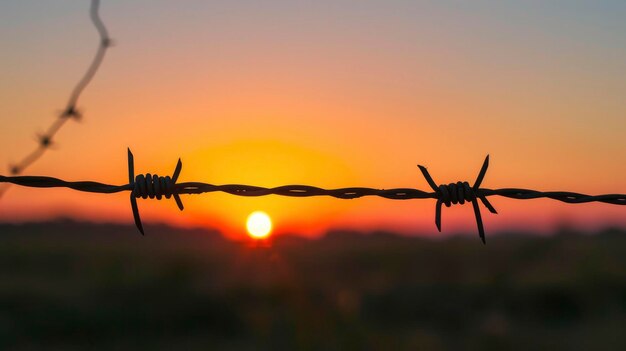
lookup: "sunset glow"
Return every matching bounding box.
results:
[0,1,624,236]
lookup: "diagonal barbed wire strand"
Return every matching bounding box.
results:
[0,0,111,197]
[1,149,624,243]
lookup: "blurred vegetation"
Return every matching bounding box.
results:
[0,221,625,350]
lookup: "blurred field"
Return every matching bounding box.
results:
[0,221,625,350]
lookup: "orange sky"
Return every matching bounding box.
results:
[1,1,625,239]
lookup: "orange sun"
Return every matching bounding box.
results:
[246,211,272,239]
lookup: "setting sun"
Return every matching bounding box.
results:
[246,211,272,239]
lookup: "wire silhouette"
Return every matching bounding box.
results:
[1,0,111,196]
[1,149,624,243]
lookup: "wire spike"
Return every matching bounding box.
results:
[172,158,182,183]
[473,155,490,190]
[130,193,144,235]
[173,194,184,211]
[127,148,134,184]
[479,194,497,214]
[171,158,184,210]
[127,148,144,235]
[38,134,53,148]
[471,200,486,244]
[417,165,439,192]
[435,199,442,232]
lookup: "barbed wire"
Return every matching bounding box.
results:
[1,1,624,244]
[0,0,111,197]
[1,149,624,243]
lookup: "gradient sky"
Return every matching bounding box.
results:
[1,0,625,239]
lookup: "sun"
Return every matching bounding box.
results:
[246,211,272,239]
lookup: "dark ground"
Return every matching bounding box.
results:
[0,221,625,350]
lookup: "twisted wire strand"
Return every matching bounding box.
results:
[1,149,624,243]
[1,0,111,196]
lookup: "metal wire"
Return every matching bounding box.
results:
[1,0,111,196]
[1,149,624,243]
[1,1,624,243]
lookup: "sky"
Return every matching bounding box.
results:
[0,0,625,239]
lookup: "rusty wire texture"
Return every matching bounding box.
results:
[0,0,111,196]
[1,149,624,243]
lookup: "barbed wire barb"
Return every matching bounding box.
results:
[417,155,497,244]
[0,0,111,197]
[127,148,184,235]
[1,150,624,243]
